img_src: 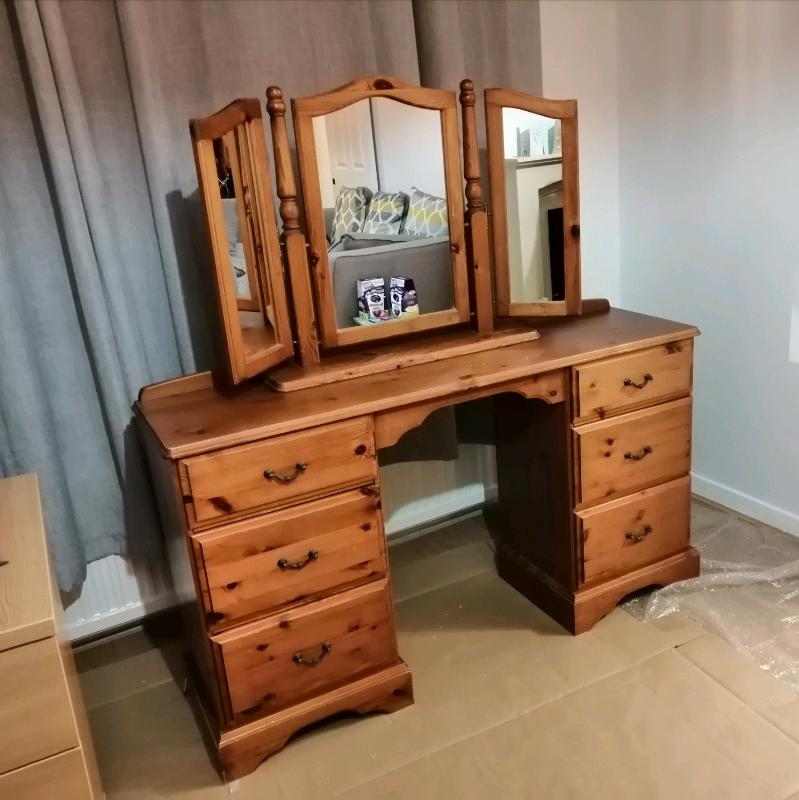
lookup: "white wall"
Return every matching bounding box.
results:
[312,116,335,208]
[370,98,447,198]
[617,0,799,534]
[540,0,620,306]
[506,160,563,301]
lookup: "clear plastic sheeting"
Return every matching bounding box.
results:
[625,502,799,692]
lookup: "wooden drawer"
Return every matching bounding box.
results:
[577,477,691,583]
[213,580,396,719]
[574,397,691,507]
[195,488,386,629]
[573,340,692,424]
[0,637,79,775]
[0,749,92,800]
[181,417,377,524]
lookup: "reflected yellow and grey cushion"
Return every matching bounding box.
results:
[331,185,373,243]
[362,190,409,235]
[403,187,448,238]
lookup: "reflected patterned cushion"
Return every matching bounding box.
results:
[403,187,449,238]
[362,190,409,235]
[331,186,373,243]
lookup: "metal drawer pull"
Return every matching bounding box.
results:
[624,373,653,389]
[626,525,653,543]
[264,461,306,483]
[293,642,331,666]
[624,445,653,461]
[277,550,318,570]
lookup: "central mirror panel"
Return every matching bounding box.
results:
[316,99,453,330]
[293,78,469,350]
[502,108,563,304]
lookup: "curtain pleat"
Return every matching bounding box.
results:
[1,0,540,592]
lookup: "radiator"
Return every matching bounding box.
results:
[63,552,176,641]
[63,445,497,640]
[381,444,498,535]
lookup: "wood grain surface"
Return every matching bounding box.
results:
[138,310,698,459]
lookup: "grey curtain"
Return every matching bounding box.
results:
[1,0,540,592]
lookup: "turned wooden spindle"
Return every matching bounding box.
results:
[266,85,320,365]
[459,79,493,334]
[266,86,301,239]
[459,79,483,212]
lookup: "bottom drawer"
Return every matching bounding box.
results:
[0,749,92,800]
[213,579,396,719]
[577,477,691,584]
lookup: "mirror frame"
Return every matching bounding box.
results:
[485,89,581,316]
[191,99,294,383]
[292,76,470,350]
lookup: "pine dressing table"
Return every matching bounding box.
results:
[136,78,700,780]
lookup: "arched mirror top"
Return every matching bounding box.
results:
[292,76,458,116]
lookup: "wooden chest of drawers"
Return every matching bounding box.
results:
[0,475,103,799]
[140,415,412,782]
[495,337,699,634]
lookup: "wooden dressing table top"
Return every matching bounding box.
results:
[137,309,698,459]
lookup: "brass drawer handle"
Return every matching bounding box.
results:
[293,642,331,666]
[264,461,306,483]
[624,373,653,389]
[624,445,653,461]
[277,550,318,570]
[626,525,653,543]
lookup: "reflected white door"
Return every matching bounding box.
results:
[324,101,379,194]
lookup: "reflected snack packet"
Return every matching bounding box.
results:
[389,277,419,318]
[357,278,388,321]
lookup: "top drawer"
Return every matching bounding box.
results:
[181,417,377,524]
[573,340,692,424]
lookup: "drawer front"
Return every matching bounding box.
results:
[196,488,386,629]
[577,477,691,583]
[183,417,377,524]
[574,340,692,423]
[0,637,79,774]
[575,398,691,506]
[213,580,395,718]
[0,749,92,800]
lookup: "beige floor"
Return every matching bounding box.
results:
[77,502,799,800]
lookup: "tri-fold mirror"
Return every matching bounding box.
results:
[485,89,581,316]
[293,77,470,349]
[190,80,584,386]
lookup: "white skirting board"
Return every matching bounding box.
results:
[692,472,799,538]
[63,444,499,641]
